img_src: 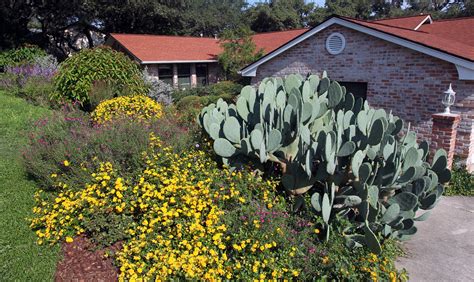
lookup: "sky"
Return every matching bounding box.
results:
[247,0,326,7]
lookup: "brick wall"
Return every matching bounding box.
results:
[251,25,474,167]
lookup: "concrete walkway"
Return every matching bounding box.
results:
[396,196,474,281]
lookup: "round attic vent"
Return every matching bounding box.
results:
[326,32,346,55]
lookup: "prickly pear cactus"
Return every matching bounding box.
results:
[198,72,450,253]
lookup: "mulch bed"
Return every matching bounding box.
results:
[54,235,121,282]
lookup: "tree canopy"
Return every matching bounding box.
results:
[1,0,472,57]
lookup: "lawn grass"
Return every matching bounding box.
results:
[0,90,59,281]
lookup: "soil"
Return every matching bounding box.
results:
[54,235,121,282]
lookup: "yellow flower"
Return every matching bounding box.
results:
[63,160,70,167]
[314,228,320,234]
[65,237,73,243]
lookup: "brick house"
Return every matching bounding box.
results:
[106,29,307,89]
[239,15,474,170]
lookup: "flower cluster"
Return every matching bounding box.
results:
[30,135,303,280]
[5,55,58,86]
[91,95,163,124]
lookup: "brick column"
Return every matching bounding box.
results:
[431,113,461,169]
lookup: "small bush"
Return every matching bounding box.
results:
[53,47,147,103]
[445,164,474,196]
[0,45,47,69]
[91,95,163,125]
[173,81,242,102]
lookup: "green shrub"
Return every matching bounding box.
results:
[0,45,47,68]
[53,47,147,104]
[445,164,474,196]
[199,73,450,254]
[176,95,203,109]
[173,80,242,102]
[210,80,243,97]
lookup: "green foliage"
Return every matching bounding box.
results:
[82,212,133,248]
[199,73,450,253]
[173,81,242,102]
[53,47,147,104]
[0,45,47,68]
[245,0,313,32]
[445,164,474,196]
[218,26,264,81]
[0,90,59,280]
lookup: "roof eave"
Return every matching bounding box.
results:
[141,60,218,64]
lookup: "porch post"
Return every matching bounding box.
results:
[191,63,197,88]
[172,64,178,88]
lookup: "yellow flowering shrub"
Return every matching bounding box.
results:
[91,95,162,124]
[30,134,302,280]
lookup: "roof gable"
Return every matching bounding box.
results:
[240,15,474,80]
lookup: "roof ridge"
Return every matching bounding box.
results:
[110,33,218,40]
[373,14,431,21]
[253,28,309,36]
[431,15,474,22]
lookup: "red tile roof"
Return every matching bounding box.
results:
[109,33,222,62]
[342,15,474,61]
[252,29,309,53]
[109,29,309,63]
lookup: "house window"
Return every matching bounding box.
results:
[196,64,208,86]
[339,82,368,100]
[158,64,173,86]
[178,64,191,89]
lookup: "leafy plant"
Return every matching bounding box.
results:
[199,73,450,253]
[82,212,133,248]
[445,164,473,196]
[173,80,242,102]
[0,45,47,69]
[53,46,147,104]
[217,26,264,81]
